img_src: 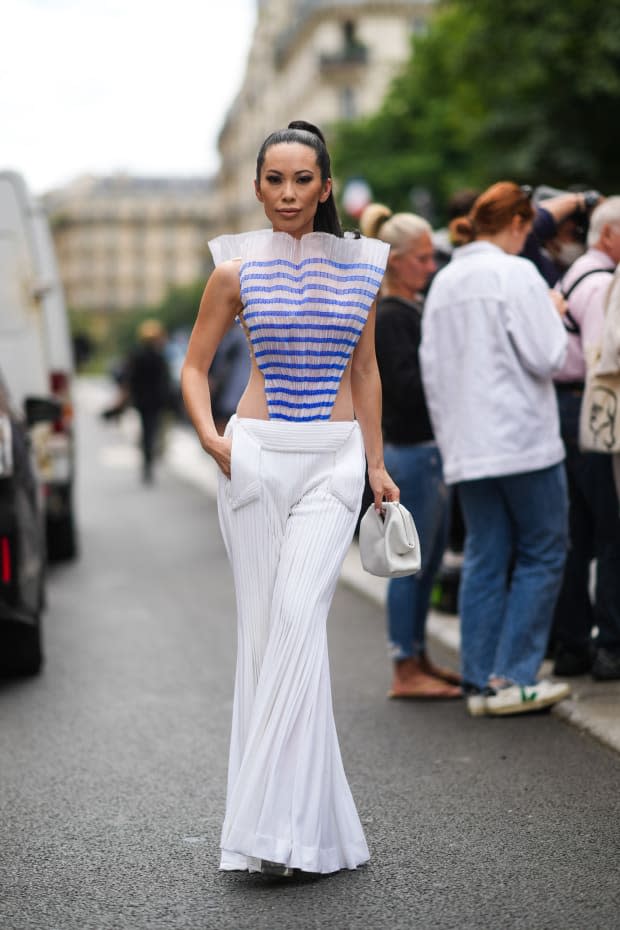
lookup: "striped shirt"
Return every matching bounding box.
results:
[209,230,389,421]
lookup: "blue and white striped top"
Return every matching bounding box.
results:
[208,230,389,421]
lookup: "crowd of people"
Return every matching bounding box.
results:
[113,120,620,877]
[359,183,620,714]
[116,165,620,704]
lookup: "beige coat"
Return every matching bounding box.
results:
[597,267,620,374]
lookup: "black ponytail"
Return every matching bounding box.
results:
[255,120,343,237]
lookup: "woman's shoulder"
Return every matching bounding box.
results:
[208,229,272,267]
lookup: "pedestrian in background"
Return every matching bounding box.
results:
[182,121,396,876]
[360,203,460,700]
[125,319,171,484]
[420,181,571,717]
[208,320,251,435]
[552,197,620,681]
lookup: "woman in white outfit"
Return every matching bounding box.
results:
[181,121,398,876]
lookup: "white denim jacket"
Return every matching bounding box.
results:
[420,241,567,485]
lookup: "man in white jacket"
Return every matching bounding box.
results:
[420,181,571,717]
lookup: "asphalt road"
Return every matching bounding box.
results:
[1,385,619,930]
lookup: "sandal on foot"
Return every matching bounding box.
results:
[420,653,461,686]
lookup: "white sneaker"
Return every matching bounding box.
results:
[466,692,488,716]
[465,686,496,717]
[486,680,571,716]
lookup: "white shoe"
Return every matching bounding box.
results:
[466,693,488,716]
[486,680,571,716]
[464,685,496,717]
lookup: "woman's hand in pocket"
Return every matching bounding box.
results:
[207,434,233,479]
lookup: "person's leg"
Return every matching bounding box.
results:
[552,389,595,671]
[591,454,620,679]
[216,422,283,871]
[383,443,459,697]
[612,454,620,505]
[457,478,513,692]
[138,407,159,482]
[492,464,568,686]
[219,421,369,873]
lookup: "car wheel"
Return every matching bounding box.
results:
[0,619,43,677]
[46,510,79,561]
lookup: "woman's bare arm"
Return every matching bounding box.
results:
[181,261,242,477]
[350,304,399,509]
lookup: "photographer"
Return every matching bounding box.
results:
[521,187,602,285]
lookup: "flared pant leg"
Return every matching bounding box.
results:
[216,417,369,874]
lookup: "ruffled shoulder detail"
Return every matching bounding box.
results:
[208,229,272,266]
[209,229,389,275]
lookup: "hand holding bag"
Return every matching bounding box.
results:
[359,501,421,578]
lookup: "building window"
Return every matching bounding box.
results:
[411,17,429,36]
[340,86,356,121]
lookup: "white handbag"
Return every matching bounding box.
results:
[358,501,421,578]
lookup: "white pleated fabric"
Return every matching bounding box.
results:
[216,415,369,874]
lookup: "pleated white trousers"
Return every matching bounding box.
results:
[216,415,370,874]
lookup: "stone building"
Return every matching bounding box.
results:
[44,175,213,314]
[213,0,435,234]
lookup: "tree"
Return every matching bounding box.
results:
[332,0,620,222]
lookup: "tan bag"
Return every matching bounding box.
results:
[579,354,620,453]
[579,270,620,454]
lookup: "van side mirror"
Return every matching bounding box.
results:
[24,396,62,427]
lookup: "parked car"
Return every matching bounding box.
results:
[0,369,59,676]
[0,170,78,561]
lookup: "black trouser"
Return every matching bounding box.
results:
[137,406,162,476]
[552,387,620,653]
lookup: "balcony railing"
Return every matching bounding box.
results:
[319,42,368,73]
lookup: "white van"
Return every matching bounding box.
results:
[0,170,78,560]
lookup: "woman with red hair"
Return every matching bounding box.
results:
[420,182,571,717]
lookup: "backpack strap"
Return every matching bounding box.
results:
[560,268,614,336]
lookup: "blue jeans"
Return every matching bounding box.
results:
[383,443,450,660]
[458,464,568,689]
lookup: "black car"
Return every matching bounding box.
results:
[0,371,59,676]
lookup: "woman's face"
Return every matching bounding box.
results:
[389,232,436,296]
[255,142,331,238]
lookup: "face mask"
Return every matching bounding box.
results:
[556,241,585,268]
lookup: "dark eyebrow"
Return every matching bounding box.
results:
[263,168,316,176]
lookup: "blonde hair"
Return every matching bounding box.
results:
[137,319,165,343]
[359,203,432,253]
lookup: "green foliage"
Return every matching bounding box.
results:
[68,278,205,372]
[333,0,620,223]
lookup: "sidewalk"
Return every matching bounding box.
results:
[164,422,620,755]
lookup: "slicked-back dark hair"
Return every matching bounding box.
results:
[255,120,343,237]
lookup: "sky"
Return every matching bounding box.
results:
[1,0,257,194]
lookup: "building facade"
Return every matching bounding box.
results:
[44,175,213,314]
[213,0,435,234]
